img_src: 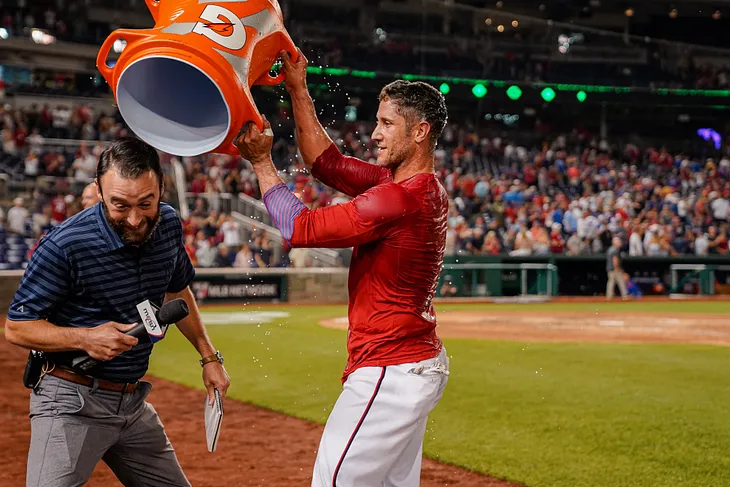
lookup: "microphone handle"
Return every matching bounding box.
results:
[70,322,150,373]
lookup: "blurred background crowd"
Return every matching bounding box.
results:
[0,0,729,271]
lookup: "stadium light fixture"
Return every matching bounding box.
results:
[576,90,587,102]
[307,67,730,99]
[472,83,487,98]
[541,87,556,102]
[506,85,522,100]
[439,83,451,95]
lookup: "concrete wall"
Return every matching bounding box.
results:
[287,269,349,303]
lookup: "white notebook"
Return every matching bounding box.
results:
[205,388,223,452]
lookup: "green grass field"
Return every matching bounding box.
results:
[148,301,730,487]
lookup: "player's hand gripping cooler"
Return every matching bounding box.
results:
[96,0,298,157]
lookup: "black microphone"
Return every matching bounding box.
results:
[70,299,190,374]
[129,298,190,342]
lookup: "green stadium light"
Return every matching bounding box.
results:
[541,87,556,102]
[439,83,451,95]
[506,85,522,100]
[472,83,487,98]
[304,66,730,99]
[576,90,587,102]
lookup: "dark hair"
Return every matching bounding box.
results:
[97,137,162,189]
[379,80,448,149]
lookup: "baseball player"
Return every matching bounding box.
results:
[236,50,450,486]
[5,137,230,487]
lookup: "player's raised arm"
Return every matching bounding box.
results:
[280,51,390,197]
[236,120,418,249]
[280,50,334,168]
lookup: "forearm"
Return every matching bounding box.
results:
[290,89,333,168]
[251,157,287,196]
[4,318,87,352]
[164,287,215,358]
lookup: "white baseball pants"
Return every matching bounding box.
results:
[312,347,450,487]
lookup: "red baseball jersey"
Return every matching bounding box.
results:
[290,144,448,381]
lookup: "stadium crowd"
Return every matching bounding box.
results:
[4,1,730,95]
[1,100,729,271]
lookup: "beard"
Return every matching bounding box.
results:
[102,201,161,246]
[378,140,415,170]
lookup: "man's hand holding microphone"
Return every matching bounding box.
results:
[82,322,140,361]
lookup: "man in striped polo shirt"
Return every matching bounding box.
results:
[4,137,230,487]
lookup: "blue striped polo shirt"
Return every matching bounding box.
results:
[7,202,195,382]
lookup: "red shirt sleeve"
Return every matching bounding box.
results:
[311,144,392,198]
[289,182,419,248]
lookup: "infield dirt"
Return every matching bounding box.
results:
[4,301,726,486]
[0,331,514,487]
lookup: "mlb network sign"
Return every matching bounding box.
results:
[192,274,285,303]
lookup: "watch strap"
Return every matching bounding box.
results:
[200,351,222,367]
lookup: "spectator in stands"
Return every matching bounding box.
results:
[7,197,29,235]
[707,225,728,255]
[482,230,501,255]
[214,244,234,267]
[81,182,100,209]
[50,191,68,225]
[184,234,198,267]
[24,151,40,179]
[219,214,242,248]
[233,245,255,268]
[549,224,565,253]
[629,223,645,256]
[27,128,44,154]
[72,142,97,185]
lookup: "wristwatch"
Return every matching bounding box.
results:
[200,351,224,367]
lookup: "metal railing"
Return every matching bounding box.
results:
[185,192,345,267]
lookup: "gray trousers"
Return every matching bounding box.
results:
[606,270,628,299]
[27,374,191,487]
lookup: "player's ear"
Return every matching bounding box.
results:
[95,179,102,202]
[413,121,431,145]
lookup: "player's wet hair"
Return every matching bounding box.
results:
[97,137,163,190]
[379,80,448,150]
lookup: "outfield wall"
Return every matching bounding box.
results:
[0,268,350,315]
[2,255,727,314]
[441,255,730,297]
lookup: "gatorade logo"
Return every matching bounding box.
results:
[193,5,247,51]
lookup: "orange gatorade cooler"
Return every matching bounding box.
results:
[96,0,298,156]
